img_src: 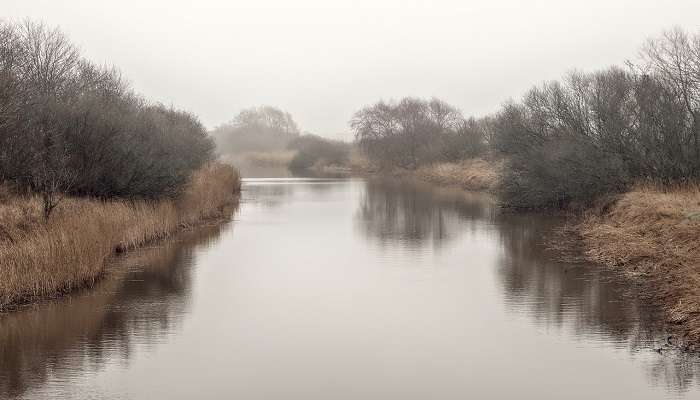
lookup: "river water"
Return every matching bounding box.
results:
[1,177,700,399]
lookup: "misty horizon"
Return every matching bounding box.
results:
[4,0,700,139]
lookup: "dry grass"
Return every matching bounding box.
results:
[244,150,296,166]
[414,157,503,192]
[578,183,700,346]
[0,162,240,310]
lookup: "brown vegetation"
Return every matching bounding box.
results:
[577,184,700,346]
[414,158,502,192]
[0,163,240,310]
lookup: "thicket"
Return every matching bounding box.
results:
[350,97,488,169]
[350,28,700,209]
[287,134,351,171]
[0,21,214,218]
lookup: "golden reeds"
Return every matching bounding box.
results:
[0,162,240,310]
[414,158,503,192]
[578,183,700,344]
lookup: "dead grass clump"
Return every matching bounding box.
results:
[0,186,43,243]
[0,162,240,309]
[415,158,503,192]
[578,183,700,345]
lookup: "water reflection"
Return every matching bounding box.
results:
[356,177,493,248]
[242,178,343,210]
[494,212,700,392]
[2,178,700,399]
[355,178,700,393]
[0,222,230,399]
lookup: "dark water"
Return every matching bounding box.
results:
[2,177,700,399]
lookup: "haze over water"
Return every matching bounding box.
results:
[2,177,700,399]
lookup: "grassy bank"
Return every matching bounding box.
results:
[0,163,240,310]
[413,158,502,192]
[576,185,700,347]
[395,159,700,348]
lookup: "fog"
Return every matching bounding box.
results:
[4,0,699,138]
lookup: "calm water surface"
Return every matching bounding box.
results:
[2,177,700,399]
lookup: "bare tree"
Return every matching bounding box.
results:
[0,20,215,209]
[213,105,300,154]
[642,27,700,172]
[350,97,464,169]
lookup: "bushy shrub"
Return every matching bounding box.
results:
[287,134,350,171]
[350,97,470,169]
[0,20,214,214]
[492,29,700,208]
[499,137,628,209]
[440,117,490,161]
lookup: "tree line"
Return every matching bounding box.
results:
[351,28,700,209]
[0,21,214,218]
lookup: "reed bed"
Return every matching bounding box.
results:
[414,158,502,192]
[0,162,240,310]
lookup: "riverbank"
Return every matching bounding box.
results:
[394,159,700,349]
[576,185,700,349]
[0,162,241,311]
[412,158,502,193]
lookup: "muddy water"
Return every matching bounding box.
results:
[2,177,700,399]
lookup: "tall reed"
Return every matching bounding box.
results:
[0,163,240,309]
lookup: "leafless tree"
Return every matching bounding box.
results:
[642,27,700,174]
[350,97,465,169]
[213,105,300,154]
[0,20,215,213]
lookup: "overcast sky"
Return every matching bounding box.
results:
[4,0,700,138]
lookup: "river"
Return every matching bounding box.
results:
[1,177,700,399]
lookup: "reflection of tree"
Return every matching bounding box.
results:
[0,222,230,398]
[494,212,700,393]
[244,179,343,209]
[243,181,296,209]
[356,178,700,392]
[496,213,657,335]
[356,178,492,248]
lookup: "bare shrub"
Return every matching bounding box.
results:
[0,20,214,210]
[287,134,351,171]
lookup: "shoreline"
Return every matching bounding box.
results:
[370,159,700,352]
[0,163,241,312]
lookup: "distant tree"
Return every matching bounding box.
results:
[233,105,299,136]
[287,134,350,171]
[350,97,465,169]
[213,105,300,154]
[441,117,490,160]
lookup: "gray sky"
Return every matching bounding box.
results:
[4,0,700,138]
